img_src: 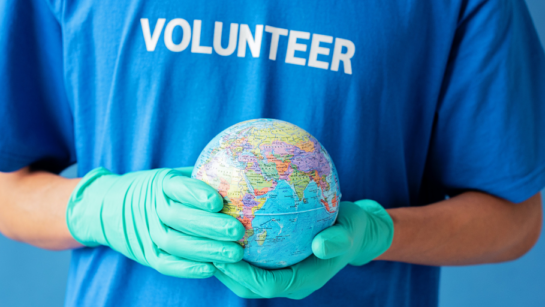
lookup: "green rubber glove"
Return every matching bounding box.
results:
[214,200,394,299]
[66,166,245,279]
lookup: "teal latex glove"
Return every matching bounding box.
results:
[66,166,245,279]
[214,200,394,299]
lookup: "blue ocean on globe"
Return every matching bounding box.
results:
[192,119,341,269]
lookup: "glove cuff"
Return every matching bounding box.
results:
[66,167,119,247]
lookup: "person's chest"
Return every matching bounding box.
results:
[60,0,459,109]
[61,0,461,206]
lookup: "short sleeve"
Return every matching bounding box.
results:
[0,0,75,173]
[425,0,545,203]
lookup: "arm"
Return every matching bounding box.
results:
[0,165,246,279]
[0,167,82,250]
[377,191,542,265]
[214,191,543,299]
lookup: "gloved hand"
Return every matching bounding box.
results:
[66,166,245,279]
[214,200,394,299]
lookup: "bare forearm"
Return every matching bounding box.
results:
[0,167,82,250]
[376,191,542,266]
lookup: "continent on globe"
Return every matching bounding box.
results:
[192,118,341,269]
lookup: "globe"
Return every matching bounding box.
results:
[192,119,341,269]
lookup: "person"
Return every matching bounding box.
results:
[0,0,544,306]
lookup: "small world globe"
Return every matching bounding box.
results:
[192,119,341,269]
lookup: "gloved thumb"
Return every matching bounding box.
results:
[311,226,352,259]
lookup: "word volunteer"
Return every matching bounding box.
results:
[141,18,356,75]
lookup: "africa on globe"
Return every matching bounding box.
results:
[192,119,341,269]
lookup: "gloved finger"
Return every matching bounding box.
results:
[154,227,244,263]
[311,225,352,259]
[162,171,223,212]
[312,201,365,259]
[334,201,370,238]
[283,255,346,295]
[214,270,265,299]
[215,254,348,299]
[152,252,216,279]
[214,261,295,298]
[172,166,194,178]
[158,200,246,241]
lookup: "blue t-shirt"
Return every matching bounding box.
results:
[1,0,545,306]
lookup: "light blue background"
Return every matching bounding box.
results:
[1,1,544,306]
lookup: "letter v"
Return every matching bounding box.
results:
[141,18,166,51]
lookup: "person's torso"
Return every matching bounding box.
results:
[58,1,460,306]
